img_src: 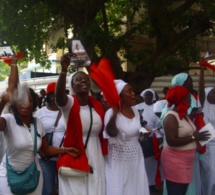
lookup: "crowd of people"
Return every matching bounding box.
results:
[0,53,214,195]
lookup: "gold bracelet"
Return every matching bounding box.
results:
[191,135,195,141]
[60,71,67,75]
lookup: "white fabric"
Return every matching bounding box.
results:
[34,107,66,161]
[114,79,127,95]
[0,114,45,194]
[68,71,80,95]
[58,96,106,195]
[200,87,215,195]
[135,102,163,185]
[104,107,149,195]
[153,100,166,113]
[140,89,156,101]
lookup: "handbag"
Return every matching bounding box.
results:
[58,103,93,177]
[40,111,62,161]
[139,136,155,158]
[6,118,40,194]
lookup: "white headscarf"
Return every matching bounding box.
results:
[202,87,215,128]
[140,89,156,101]
[68,71,91,95]
[114,79,127,95]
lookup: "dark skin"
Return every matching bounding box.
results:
[143,91,154,105]
[163,94,210,147]
[106,84,152,138]
[0,55,80,158]
[106,84,136,137]
[56,53,90,107]
[55,53,91,157]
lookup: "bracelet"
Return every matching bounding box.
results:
[191,135,195,141]
[11,64,17,67]
[60,71,67,75]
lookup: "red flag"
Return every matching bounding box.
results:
[200,60,215,72]
[89,58,120,108]
[195,114,206,154]
[2,52,24,65]
[152,133,162,186]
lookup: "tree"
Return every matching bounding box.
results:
[0,0,215,90]
[0,61,10,81]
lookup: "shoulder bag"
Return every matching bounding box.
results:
[40,110,62,161]
[58,104,93,177]
[6,118,40,194]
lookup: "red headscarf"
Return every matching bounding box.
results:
[166,86,189,120]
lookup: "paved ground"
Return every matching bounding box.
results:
[150,184,163,195]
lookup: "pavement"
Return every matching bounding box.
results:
[150,184,163,195]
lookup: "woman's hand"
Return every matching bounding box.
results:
[193,130,210,141]
[10,54,19,65]
[139,128,152,141]
[60,53,72,71]
[64,147,82,158]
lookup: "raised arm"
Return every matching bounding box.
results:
[105,107,119,137]
[198,66,206,107]
[56,53,71,107]
[7,55,19,95]
[0,55,19,131]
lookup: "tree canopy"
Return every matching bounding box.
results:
[0,0,215,90]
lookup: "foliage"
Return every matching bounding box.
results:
[0,0,215,88]
[0,61,10,81]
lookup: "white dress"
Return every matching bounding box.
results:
[199,87,215,195]
[136,102,163,186]
[104,107,149,195]
[0,114,45,195]
[58,96,106,195]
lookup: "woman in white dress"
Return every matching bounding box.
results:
[198,66,215,195]
[55,53,108,195]
[104,79,149,195]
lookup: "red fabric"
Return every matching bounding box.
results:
[152,133,162,185]
[56,95,108,172]
[166,86,189,119]
[195,114,206,154]
[192,94,206,154]
[200,60,215,71]
[3,52,23,65]
[89,58,120,108]
[155,162,162,186]
[153,133,160,160]
[46,82,56,94]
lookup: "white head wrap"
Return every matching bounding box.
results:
[153,100,166,113]
[68,71,91,95]
[140,89,156,101]
[202,87,215,127]
[114,79,127,95]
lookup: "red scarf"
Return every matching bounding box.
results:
[57,95,108,172]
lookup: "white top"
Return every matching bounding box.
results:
[104,107,149,195]
[0,113,45,195]
[136,102,162,138]
[58,95,106,195]
[35,107,66,160]
[163,110,197,150]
